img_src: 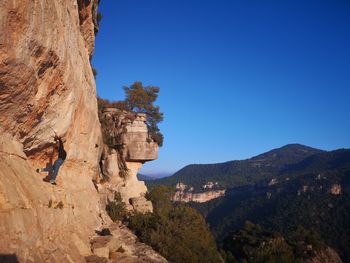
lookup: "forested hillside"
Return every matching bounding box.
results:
[148,144,323,191]
[191,149,350,262]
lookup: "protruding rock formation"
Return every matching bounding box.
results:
[121,112,158,162]
[99,109,158,212]
[0,1,164,262]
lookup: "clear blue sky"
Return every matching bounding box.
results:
[92,0,350,176]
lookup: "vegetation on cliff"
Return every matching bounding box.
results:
[123,81,164,146]
[106,185,222,262]
[128,186,222,262]
[97,81,164,146]
[106,192,128,221]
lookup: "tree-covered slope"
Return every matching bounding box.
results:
[191,149,350,262]
[148,144,323,191]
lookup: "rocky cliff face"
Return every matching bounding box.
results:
[173,190,226,203]
[173,182,226,203]
[0,1,164,262]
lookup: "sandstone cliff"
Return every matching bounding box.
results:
[173,182,226,203]
[0,1,165,262]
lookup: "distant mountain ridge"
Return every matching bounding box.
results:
[137,173,157,181]
[190,148,350,262]
[148,144,350,261]
[148,144,324,191]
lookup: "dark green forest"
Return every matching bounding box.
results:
[222,221,326,263]
[190,149,350,262]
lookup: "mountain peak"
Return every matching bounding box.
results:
[281,143,320,150]
[251,144,323,163]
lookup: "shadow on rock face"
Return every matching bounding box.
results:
[0,254,19,263]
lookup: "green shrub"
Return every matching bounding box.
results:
[106,192,128,222]
[222,222,324,263]
[123,82,164,147]
[128,186,223,263]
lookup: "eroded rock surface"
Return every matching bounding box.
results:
[173,182,226,203]
[0,133,101,262]
[100,108,158,162]
[98,109,157,212]
[0,1,163,262]
[88,222,167,263]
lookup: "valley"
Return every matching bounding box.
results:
[149,145,350,262]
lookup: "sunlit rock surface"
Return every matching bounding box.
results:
[173,182,226,203]
[0,1,164,262]
[99,110,158,213]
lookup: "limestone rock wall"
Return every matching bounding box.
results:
[173,182,226,203]
[173,189,226,203]
[0,0,102,169]
[0,0,103,261]
[0,133,102,262]
[0,1,163,262]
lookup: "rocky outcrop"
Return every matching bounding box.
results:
[100,108,158,162]
[173,190,226,203]
[99,151,153,212]
[173,182,226,203]
[87,222,166,263]
[306,247,343,263]
[121,112,158,162]
[98,109,157,212]
[0,1,162,262]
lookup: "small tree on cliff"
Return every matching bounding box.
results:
[123,82,164,146]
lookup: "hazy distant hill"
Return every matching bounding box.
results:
[190,148,350,262]
[137,173,157,181]
[148,144,323,191]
